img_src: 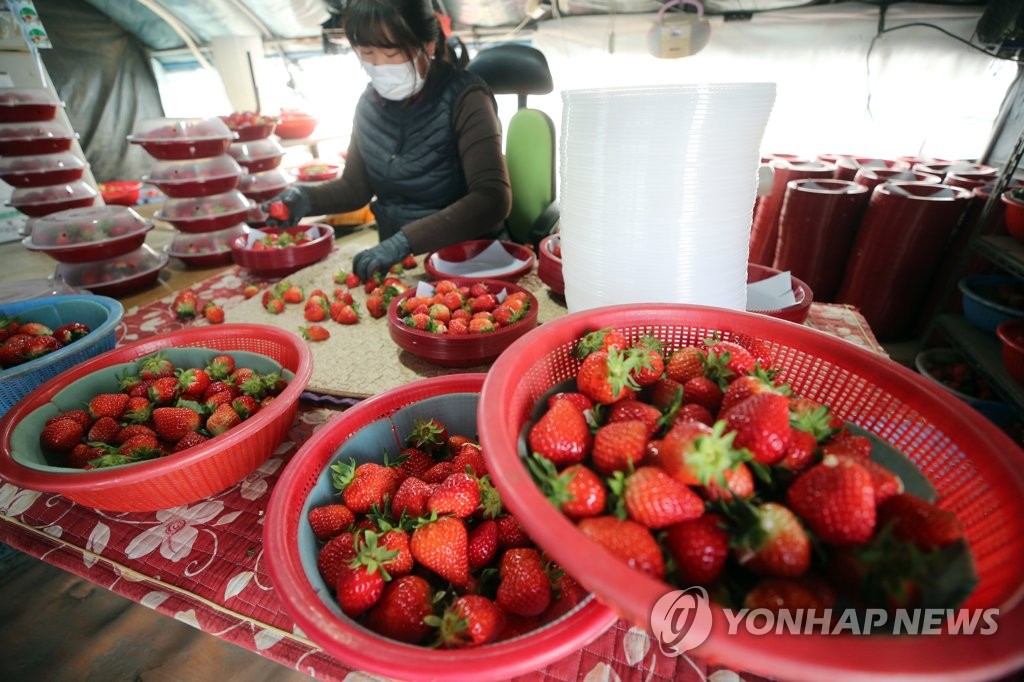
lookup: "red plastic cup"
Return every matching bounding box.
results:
[748,159,835,266]
[773,179,870,301]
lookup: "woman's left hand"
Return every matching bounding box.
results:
[352,231,411,281]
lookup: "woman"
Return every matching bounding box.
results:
[265,0,512,281]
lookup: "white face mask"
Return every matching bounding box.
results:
[361,58,426,101]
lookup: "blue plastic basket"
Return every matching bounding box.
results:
[959,274,1024,334]
[0,295,123,412]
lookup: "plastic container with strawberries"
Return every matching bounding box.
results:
[0,120,76,156]
[166,223,248,269]
[237,167,291,203]
[154,189,253,234]
[0,88,61,123]
[128,117,236,160]
[227,138,285,173]
[55,244,168,297]
[23,205,153,263]
[0,152,87,188]
[8,181,98,218]
[141,155,244,198]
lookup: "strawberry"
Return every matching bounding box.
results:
[876,493,964,550]
[406,417,448,454]
[744,577,836,613]
[365,294,386,318]
[265,299,285,315]
[720,369,785,414]
[822,433,873,459]
[789,397,843,443]
[429,594,505,648]
[576,348,640,405]
[732,333,777,371]
[575,327,628,358]
[704,339,756,381]
[613,466,705,529]
[468,317,494,334]
[786,455,876,545]
[732,501,811,578]
[304,299,328,322]
[173,431,209,452]
[410,515,470,587]
[206,403,241,436]
[367,575,435,644]
[378,528,414,577]
[46,409,92,431]
[389,476,433,520]
[115,424,157,444]
[203,302,225,324]
[317,532,357,587]
[176,368,211,400]
[152,406,202,442]
[171,291,200,320]
[545,391,594,413]
[496,547,551,617]
[646,414,718,485]
[836,455,903,505]
[396,447,434,479]
[528,456,606,520]
[123,396,153,424]
[682,376,723,414]
[300,324,330,341]
[665,346,706,384]
[777,427,818,474]
[606,399,661,437]
[427,472,480,518]
[451,443,487,478]
[467,518,499,570]
[577,516,664,578]
[243,284,260,299]
[330,302,360,325]
[422,460,456,485]
[88,393,130,420]
[722,392,792,465]
[40,418,85,453]
[629,337,665,386]
[332,459,401,515]
[86,416,121,444]
[148,376,181,405]
[664,514,730,585]
[231,395,260,420]
[591,419,647,475]
[446,434,474,457]
[495,514,531,550]
[139,353,175,381]
[702,462,755,502]
[268,200,290,222]
[66,443,107,469]
[17,321,52,337]
[401,254,417,270]
[336,532,398,617]
[52,322,91,345]
[282,284,304,304]
[675,402,714,427]
[527,398,591,468]
[23,335,62,360]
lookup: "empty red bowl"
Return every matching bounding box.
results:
[230,224,334,277]
[424,240,535,282]
[274,114,317,139]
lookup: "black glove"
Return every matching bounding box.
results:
[260,186,310,228]
[353,231,411,281]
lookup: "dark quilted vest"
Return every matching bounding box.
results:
[355,67,488,239]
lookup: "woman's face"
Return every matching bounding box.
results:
[354,45,409,66]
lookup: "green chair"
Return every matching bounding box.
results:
[467,43,559,249]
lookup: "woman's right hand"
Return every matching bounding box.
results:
[260,186,311,228]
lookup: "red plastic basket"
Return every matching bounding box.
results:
[537,234,564,295]
[996,320,1024,384]
[263,374,617,682]
[230,224,334,277]
[478,304,1024,682]
[386,278,539,367]
[0,324,313,512]
[747,263,814,324]
[424,239,536,282]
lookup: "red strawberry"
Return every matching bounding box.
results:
[16,321,52,337]
[300,325,330,342]
[778,427,818,474]
[576,348,639,405]
[66,443,107,469]
[528,456,606,520]
[629,338,665,386]
[665,346,706,384]
[336,563,387,617]
[52,322,91,345]
[733,502,811,577]
[606,399,661,437]
[88,393,130,420]
[682,375,723,414]
[282,284,304,304]
[822,433,873,459]
[427,472,480,518]
[46,409,92,430]
[86,416,121,444]
[675,402,714,427]
[664,514,730,585]
[330,300,359,324]
[410,516,469,587]
[367,575,435,644]
[876,493,964,550]
[615,466,705,529]
[231,395,260,420]
[265,299,285,315]
[365,294,386,318]
[176,368,211,400]
[23,335,62,360]
[171,291,200,320]
[268,200,290,222]
[206,403,241,436]
[732,333,776,371]
[451,443,487,478]
[115,424,157,444]
[140,353,175,381]
[704,339,756,380]
[40,418,85,453]
[702,462,755,502]
[153,406,202,441]
[494,514,531,550]
[378,528,414,577]
[496,548,551,617]
[401,254,417,270]
[591,419,647,475]
[333,460,401,515]
[787,455,876,545]
[430,594,506,648]
[467,518,499,570]
[243,284,260,299]
[317,532,357,587]
[123,396,153,424]
[527,399,591,468]
[575,327,628,358]
[577,516,664,578]
[390,476,433,519]
[173,431,209,452]
[744,577,836,613]
[789,397,843,443]
[148,376,181,404]
[303,299,328,322]
[406,417,448,453]
[203,302,225,324]
[720,370,784,414]
[422,460,456,485]
[836,455,903,506]
[545,391,594,413]
[398,446,434,476]
[722,392,792,465]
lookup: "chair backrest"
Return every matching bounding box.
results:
[468,43,557,245]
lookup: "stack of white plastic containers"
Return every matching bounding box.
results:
[132,117,251,269]
[225,120,291,229]
[558,83,776,313]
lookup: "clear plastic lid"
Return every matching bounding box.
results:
[128,117,234,142]
[9,181,99,208]
[238,167,290,195]
[142,154,243,185]
[168,223,248,256]
[0,152,85,176]
[0,88,60,106]
[0,120,73,141]
[157,189,251,221]
[227,138,285,163]
[55,244,166,285]
[25,205,151,248]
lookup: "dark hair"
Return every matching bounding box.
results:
[344,0,448,64]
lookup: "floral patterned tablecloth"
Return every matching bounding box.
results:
[0,261,887,682]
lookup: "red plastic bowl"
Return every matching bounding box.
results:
[537,234,564,295]
[0,324,312,512]
[230,224,334,277]
[99,180,142,206]
[747,263,814,324]
[478,304,1024,682]
[274,115,317,139]
[55,244,168,297]
[1000,190,1024,243]
[424,240,536,282]
[996,320,1024,384]
[263,373,616,682]
[296,163,339,182]
[24,225,151,264]
[387,278,540,367]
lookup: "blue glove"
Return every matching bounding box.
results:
[260,186,310,228]
[353,231,411,281]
